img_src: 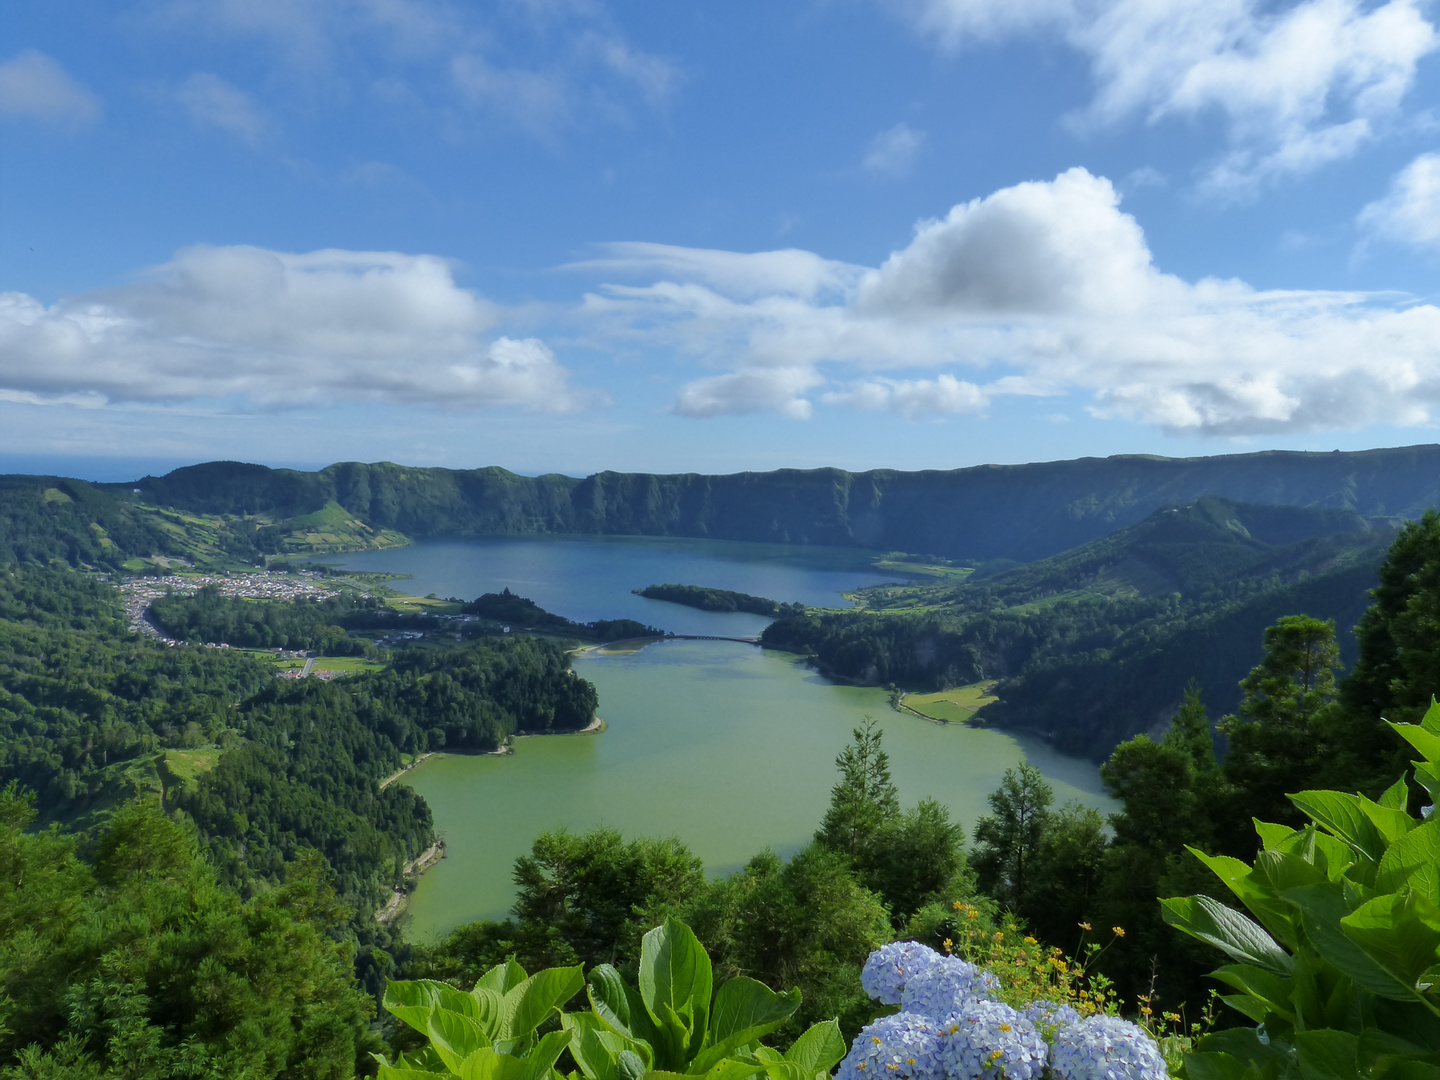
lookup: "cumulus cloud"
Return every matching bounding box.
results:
[673,367,823,420]
[176,73,267,143]
[1359,153,1440,249]
[0,50,101,126]
[863,123,927,177]
[0,245,599,413]
[884,0,1438,193]
[580,167,1440,433]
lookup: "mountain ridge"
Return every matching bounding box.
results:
[100,443,1440,564]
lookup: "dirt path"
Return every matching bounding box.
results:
[379,751,434,790]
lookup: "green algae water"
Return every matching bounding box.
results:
[320,535,1117,941]
[403,639,1116,940]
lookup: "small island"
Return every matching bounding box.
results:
[635,583,804,617]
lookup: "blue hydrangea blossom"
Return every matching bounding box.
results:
[935,999,1048,1080]
[1022,1000,1082,1030]
[861,942,943,1006]
[1049,1015,1168,1080]
[835,1014,944,1080]
[900,956,1001,1019]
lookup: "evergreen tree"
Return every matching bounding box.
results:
[1219,614,1341,831]
[970,764,1052,913]
[816,718,899,858]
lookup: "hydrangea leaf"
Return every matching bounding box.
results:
[1161,895,1293,974]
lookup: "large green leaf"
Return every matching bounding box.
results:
[521,1028,575,1080]
[1341,891,1440,991]
[564,1012,654,1080]
[1377,821,1440,901]
[376,1064,451,1080]
[690,979,800,1073]
[638,918,714,1062]
[588,965,661,1050]
[453,1047,532,1080]
[1282,884,1427,1002]
[1255,820,1299,852]
[385,980,482,1037]
[502,965,586,1039]
[783,1021,847,1077]
[1210,964,1296,1024]
[1423,699,1440,737]
[1291,791,1387,864]
[477,960,530,995]
[1161,895,1293,974]
[429,1008,494,1074]
[1391,723,1440,767]
[1292,1030,1358,1080]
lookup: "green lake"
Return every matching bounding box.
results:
[320,536,1117,940]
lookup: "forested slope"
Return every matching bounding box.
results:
[764,498,1394,757]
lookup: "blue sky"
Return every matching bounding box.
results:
[4,0,1440,480]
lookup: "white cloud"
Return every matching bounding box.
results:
[673,367,822,419]
[884,0,1438,193]
[863,122,927,177]
[579,167,1440,434]
[176,73,267,144]
[0,50,101,126]
[823,375,987,417]
[569,243,864,302]
[855,167,1167,315]
[0,245,599,413]
[1359,152,1440,248]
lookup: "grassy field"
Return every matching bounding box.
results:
[279,501,410,553]
[385,594,464,614]
[311,656,386,674]
[901,681,999,723]
[162,748,223,787]
[872,554,975,581]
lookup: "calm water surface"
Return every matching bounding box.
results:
[318,536,1116,939]
[317,534,898,635]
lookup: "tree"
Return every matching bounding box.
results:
[815,722,967,926]
[510,828,706,972]
[970,764,1052,913]
[0,791,377,1079]
[686,843,891,1040]
[1219,614,1342,830]
[1343,509,1440,785]
[815,718,899,859]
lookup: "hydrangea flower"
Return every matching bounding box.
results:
[861,942,943,1005]
[1049,1015,1168,1080]
[1022,1000,1082,1030]
[935,999,1048,1080]
[900,956,1001,1019]
[835,1013,944,1080]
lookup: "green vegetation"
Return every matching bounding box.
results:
[636,584,803,617]
[901,682,998,723]
[110,445,1440,564]
[767,497,1392,759]
[0,789,378,1079]
[467,588,662,641]
[1167,699,1440,1078]
[381,918,846,1080]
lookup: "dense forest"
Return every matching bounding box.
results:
[636,583,804,617]
[764,498,1391,757]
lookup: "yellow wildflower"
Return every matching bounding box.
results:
[1112,926,1126,938]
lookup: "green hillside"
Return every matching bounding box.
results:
[106,443,1440,563]
[764,497,1394,758]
